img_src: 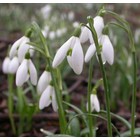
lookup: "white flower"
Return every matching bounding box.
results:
[2,57,10,74]
[39,85,58,112]
[8,57,19,74]
[49,31,56,40]
[56,29,63,38]
[80,24,90,43]
[52,36,84,75]
[9,36,28,59]
[85,44,96,63]
[16,59,37,86]
[61,28,67,34]
[73,21,80,28]
[68,11,75,21]
[86,94,100,112]
[85,35,114,65]
[89,16,104,44]
[99,35,114,65]
[9,36,34,63]
[37,71,52,94]
[2,56,19,74]
[41,4,52,19]
[80,16,104,44]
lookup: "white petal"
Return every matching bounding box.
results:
[102,35,114,65]
[8,57,19,74]
[91,94,100,112]
[71,38,84,75]
[39,85,52,110]
[51,88,58,112]
[18,39,30,63]
[9,36,27,59]
[25,74,29,82]
[94,16,104,38]
[89,31,94,44]
[80,26,90,43]
[29,60,37,85]
[37,71,52,94]
[2,57,10,74]
[85,44,96,63]
[52,36,74,68]
[16,59,28,86]
[67,55,73,69]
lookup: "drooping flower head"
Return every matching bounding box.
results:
[16,52,37,86]
[2,56,19,74]
[39,85,58,112]
[80,16,104,44]
[86,94,100,112]
[52,27,84,75]
[85,34,114,65]
[9,35,34,63]
[37,70,52,95]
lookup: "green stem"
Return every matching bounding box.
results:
[8,74,16,135]
[32,22,67,133]
[49,64,67,134]
[131,52,137,136]
[98,54,112,136]
[87,56,94,136]
[103,10,137,136]
[87,16,112,136]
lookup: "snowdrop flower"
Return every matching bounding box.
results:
[56,29,63,38]
[80,16,104,44]
[52,36,84,75]
[85,44,96,63]
[73,21,80,28]
[86,94,100,112]
[39,85,58,112]
[2,57,10,74]
[2,56,19,74]
[8,57,19,74]
[16,58,37,86]
[89,16,104,43]
[99,35,114,65]
[37,71,52,94]
[61,28,67,34]
[68,11,75,21]
[41,4,52,19]
[80,25,90,43]
[9,36,34,63]
[49,31,56,40]
[85,35,114,65]
[9,36,28,59]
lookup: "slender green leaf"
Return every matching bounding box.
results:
[120,128,140,137]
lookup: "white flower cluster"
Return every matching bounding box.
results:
[37,71,58,112]
[52,16,114,75]
[2,36,37,86]
[80,16,114,65]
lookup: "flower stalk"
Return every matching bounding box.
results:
[32,22,67,134]
[8,74,16,135]
[87,54,94,136]
[87,16,112,136]
[102,9,137,136]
